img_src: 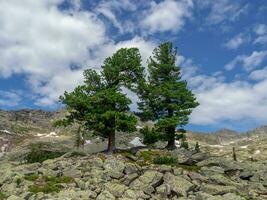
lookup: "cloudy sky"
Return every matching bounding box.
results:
[0,0,266,132]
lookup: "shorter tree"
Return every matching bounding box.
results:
[56,48,144,153]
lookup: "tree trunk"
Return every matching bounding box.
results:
[107,130,116,154]
[165,126,176,150]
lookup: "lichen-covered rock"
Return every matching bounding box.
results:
[104,182,127,197]
[163,172,194,197]
[200,184,236,195]
[104,157,125,179]
[130,170,163,194]
[96,190,115,200]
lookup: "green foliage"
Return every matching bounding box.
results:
[25,174,39,181]
[0,192,6,200]
[153,156,177,165]
[29,183,60,194]
[56,48,144,152]
[180,139,189,149]
[138,42,199,148]
[140,126,162,145]
[25,143,65,163]
[28,176,74,194]
[16,178,22,186]
[195,142,200,152]
[139,150,161,161]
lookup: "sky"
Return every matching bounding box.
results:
[0,0,267,132]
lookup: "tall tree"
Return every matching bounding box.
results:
[56,48,144,153]
[138,42,199,149]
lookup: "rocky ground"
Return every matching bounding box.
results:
[0,109,267,199]
[0,148,267,200]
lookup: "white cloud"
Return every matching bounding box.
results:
[0,0,158,106]
[249,66,267,81]
[253,24,267,45]
[224,34,248,49]
[182,64,267,125]
[225,51,267,71]
[0,90,22,107]
[254,24,267,35]
[142,0,193,33]
[199,0,248,25]
[95,0,137,33]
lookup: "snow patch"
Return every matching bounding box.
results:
[129,137,145,147]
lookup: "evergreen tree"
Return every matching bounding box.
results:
[195,142,200,152]
[138,42,199,149]
[57,48,144,153]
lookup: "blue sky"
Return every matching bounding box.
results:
[0,0,267,132]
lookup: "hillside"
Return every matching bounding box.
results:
[0,109,267,199]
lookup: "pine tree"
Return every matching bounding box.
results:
[195,142,200,152]
[138,42,199,149]
[56,48,144,153]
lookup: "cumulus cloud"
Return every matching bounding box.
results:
[224,34,249,50]
[225,51,267,71]
[142,0,193,34]
[0,0,156,106]
[181,64,267,125]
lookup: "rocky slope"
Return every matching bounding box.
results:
[0,109,267,199]
[0,148,266,200]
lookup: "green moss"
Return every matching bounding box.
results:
[43,176,74,184]
[0,192,6,200]
[139,150,161,161]
[176,164,201,172]
[25,174,39,181]
[29,182,60,194]
[28,176,74,194]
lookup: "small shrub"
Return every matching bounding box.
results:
[25,143,65,163]
[195,142,200,152]
[180,139,189,149]
[153,156,177,165]
[25,174,39,181]
[16,178,22,186]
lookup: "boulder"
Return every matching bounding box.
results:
[104,182,127,197]
[104,157,125,179]
[200,184,236,195]
[130,170,163,194]
[163,172,194,197]
[96,190,115,200]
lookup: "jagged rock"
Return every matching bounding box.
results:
[62,169,82,178]
[200,184,236,195]
[104,157,125,179]
[163,172,194,197]
[122,172,139,186]
[156,183,171,198]
[96,190,115,200]
[124,162,140,174]
[104,182,127,197]
[130,170,163,194]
